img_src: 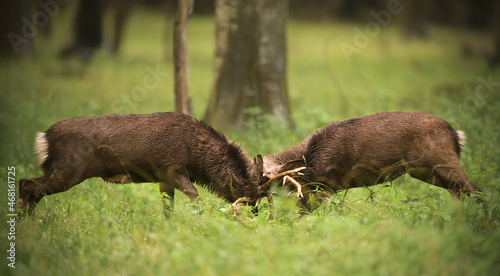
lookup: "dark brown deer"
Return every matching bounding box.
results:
[262,111,485,212]
[19,112,266,215]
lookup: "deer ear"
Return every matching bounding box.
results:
[254,155,264,171]
[254,155,266,181]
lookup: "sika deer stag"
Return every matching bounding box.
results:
[19,112,268,215]
[263,111,485,212]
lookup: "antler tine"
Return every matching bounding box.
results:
[231,197,251,215]
[232,197,251,208]
[266,167,306,185]
[283,175,304,198]
[259,167,306,193]
[254,197,262,207]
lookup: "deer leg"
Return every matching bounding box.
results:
[175,173,201,212]
[18,167,86,216]
[159,182,175,211]
[158,167,199,212]
[18,177,44,216]
[407,161,484,202]
[19,155,109,216]
[433,165,485,199]
[159,168,199,203]
[173,172,199,202]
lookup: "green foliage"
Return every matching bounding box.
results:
[1,7,499,276]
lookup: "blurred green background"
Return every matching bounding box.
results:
[1,1,499,275]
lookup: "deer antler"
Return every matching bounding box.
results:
[231,197,251,215]
[258,167,306,198]
[230,167,306,217]
[283,175,303,198]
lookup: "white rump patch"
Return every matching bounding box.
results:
[35,132,49,166]
[456,130,467,152]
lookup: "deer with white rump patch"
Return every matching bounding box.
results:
[262,111,485,212]
[19,112,281,216]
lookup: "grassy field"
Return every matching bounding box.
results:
[1,6,500,276]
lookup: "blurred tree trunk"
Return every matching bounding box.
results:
[59,0,104,61]
[491,0,500,68]
[110,0,138,55]
[403,0,427,40]
[173,0,193,116]
[204,0,292,132]
[0,0,33,57]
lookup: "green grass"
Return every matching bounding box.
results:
[1,6,500,276]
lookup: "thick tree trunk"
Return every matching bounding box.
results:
[173,0,194,116]
[0,0,33,57]
[204,0,292,132]
[403,0,427,40]
[491,0,500,68]
[110,0,137,55]
[59,0,104,61]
